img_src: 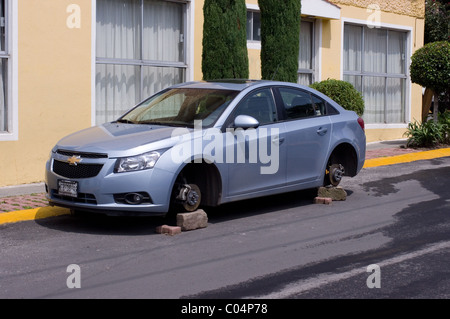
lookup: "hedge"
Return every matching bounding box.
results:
[310,79,365,116]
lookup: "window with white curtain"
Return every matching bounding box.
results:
[96,0,187,125]
[343,24,407,124]
[0,0,8,132]
[298,20,315,86]
[246,10,261,42]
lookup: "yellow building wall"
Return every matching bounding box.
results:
[322,4,425,142]
[0,0,92,187]
[193,0,205,81]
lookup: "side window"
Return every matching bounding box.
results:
[311,95,327,116]
[279,88,318,119]
[233,88,277,125]
[326,103,339,115]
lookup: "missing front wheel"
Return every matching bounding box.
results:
[176,183,202,212]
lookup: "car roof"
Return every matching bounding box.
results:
[170,79,303,91]
[167,80,344,112]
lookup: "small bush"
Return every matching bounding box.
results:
[404,120,443,148]
[404,111,450,148]
[310,79,364,116]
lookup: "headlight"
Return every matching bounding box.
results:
[115,151,161,173]
[49,148,56,160]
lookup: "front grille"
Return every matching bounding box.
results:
[56,150,108,159]
[53,160,103,179]
[51,189,97,204]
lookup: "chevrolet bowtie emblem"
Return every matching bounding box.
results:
[67,155,82,166]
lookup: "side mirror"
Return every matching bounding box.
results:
[233,115,260,129]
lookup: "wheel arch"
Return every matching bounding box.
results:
[327,142,359,177]
[172,160,223,207]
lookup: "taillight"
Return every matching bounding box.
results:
[357,117,365,132]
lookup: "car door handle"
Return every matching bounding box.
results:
[317,127,328,136]
[272,136,285,145]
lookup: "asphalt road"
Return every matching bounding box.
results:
[0,157,449,302]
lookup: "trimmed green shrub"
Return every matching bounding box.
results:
[310,79,365,116]
[410,41,450,95]
[202,0,249,80]
[259,0,301,83]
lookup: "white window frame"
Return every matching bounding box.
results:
[0,0,18,141]
[91,0,194,126]
[341,18,413,129]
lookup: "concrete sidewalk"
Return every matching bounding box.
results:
[1,140,450,223]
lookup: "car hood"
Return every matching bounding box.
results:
[54,122,192,157]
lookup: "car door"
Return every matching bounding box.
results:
[224,88,287,198]
[276,87,332,186]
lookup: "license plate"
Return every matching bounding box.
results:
[58,180,78,198]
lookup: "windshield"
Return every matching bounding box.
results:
[118,88,239,128]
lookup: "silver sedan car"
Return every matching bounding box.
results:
[45,80,366,216]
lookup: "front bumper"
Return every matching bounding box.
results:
[45,156,175,216]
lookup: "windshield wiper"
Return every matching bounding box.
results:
[114,119,136,124]
[141,121,190,127]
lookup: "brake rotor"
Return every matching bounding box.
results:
[178,184,201,212]
[329,164,345,187]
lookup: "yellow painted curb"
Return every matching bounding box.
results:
[0,206,70,225]
[364,148,450,168]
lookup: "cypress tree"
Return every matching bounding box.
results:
[259,0,301,83]
[202,0,249,80]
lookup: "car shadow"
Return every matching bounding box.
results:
[204,188,319,223]
[34,207,169,236]
[33,187,349,235]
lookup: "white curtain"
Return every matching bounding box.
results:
[388,30,405,75]
[363,28,387,73]
[297,74,311,86]
[143,0,183,62]
[344,25,407,124]
[96,0,185,125]
[142,66,184,98]
[343,75,362,92]
[363,76,385,123]
[96,0,141,60]
[362,28,387,123]
[298,21,313,85]
[343,25,362,72]
[299,21,312,71]
[386,78,405,123]
[96,64,140,124]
